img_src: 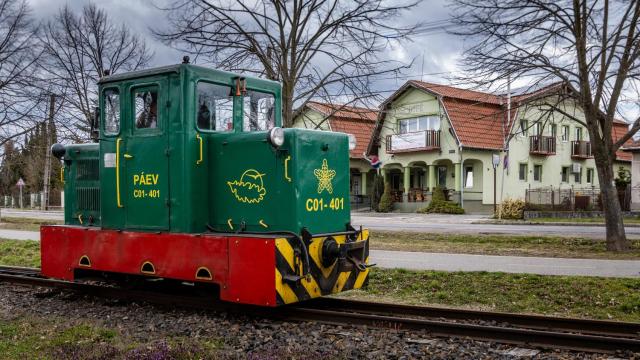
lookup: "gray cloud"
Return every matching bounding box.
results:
[25,0,464,97]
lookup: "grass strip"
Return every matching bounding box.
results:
[0,316,220,359]
[0,217,62,232]
[0,240,40,268]
[371,231,640,259]
[340,268,640,322]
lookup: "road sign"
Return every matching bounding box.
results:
[16,178,24,187]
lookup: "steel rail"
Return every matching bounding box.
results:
[304,297,640,339]
[0,267,638,354]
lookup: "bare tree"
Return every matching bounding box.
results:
[39,3,152,140]
[155,0,419,127]
[0,0,42,148]
[451,0,640,251]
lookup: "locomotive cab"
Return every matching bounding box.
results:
[43,63,370,306]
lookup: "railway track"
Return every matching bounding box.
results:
[0,266,637,354]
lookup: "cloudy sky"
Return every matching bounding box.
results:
[25,0,466,98]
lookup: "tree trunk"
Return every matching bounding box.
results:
[281,80,294,128]
[594,153,630,251]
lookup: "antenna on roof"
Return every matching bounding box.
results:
[182,56,190,64]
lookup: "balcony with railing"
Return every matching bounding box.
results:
[571,140,592,159]
[529,135,556,155]
[386,130,440,153]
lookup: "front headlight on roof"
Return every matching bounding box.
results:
[268,127,285,147]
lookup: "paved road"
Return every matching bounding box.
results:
[0,229,40,241]
[2,229,637,277]
[1,209,63,221]
[370,250,640,278]
[352,213,640,239]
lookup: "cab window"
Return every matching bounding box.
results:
[103,88,120,135]
[134,87,158,129]
[243,90,275,131]
[196,82,233,132]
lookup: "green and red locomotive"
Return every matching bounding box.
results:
[41,62,370,306]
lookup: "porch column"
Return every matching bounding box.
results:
[381,168,387,183]
[454,163,461,192]
[428,164,436,190]
[403,166,411,202]
[361,171,368,195]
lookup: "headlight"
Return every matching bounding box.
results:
[268,127,285,147]
[348,134,357,150]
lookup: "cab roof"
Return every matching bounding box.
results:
[97,63,280,87]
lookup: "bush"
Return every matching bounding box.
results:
[417,199,465,214]
[496,198,525,219]
[431,186,446,202]
[377,181,394,213]
[417,188,465,214]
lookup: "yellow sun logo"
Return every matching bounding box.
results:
[227,169,267,204]
[314,159,336,194]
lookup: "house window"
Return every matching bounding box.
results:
[533,164,542,182]
[550,124,557,137]
[532,122,541,135]
[575,127,583,141]
[398,115,440,134]
[519,163,528,181]
[464,166,474,188]
[561,125,569,142]
[520,120,528,136]
[574,168,582,183]
[586,168,594,184]
[561,167,569,182]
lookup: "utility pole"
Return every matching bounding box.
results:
[42,94,55,211]
[498,75,511,219]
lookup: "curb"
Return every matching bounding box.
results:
[473,220,640,227]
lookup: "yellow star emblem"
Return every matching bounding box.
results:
[314,159,336,194]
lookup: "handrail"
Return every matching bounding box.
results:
[116,138,123,208]
[284,155,292,182]
[196,133,203,165]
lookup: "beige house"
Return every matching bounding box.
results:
[366,81,631,213]
[293,102,378,205]
[623,142,640,210]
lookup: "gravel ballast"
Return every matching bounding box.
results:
[0,283,633,359]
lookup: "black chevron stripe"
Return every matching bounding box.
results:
[275,248,296,274]
[342,269,358,291]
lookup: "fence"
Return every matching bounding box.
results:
[1,191,63,209]
[525,186,630,211]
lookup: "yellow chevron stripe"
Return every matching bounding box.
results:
[275,269,298,304]
[358,229,369,241]
[275,238,295,271]
[353,256,370,289]
[300,275,321,298]
[333,271,351,293]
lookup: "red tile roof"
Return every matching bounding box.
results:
[306,101,378,122]
[302,102,378,159]
[613,121,632,161]
[410,80,503,104]
[442,98,506,150]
